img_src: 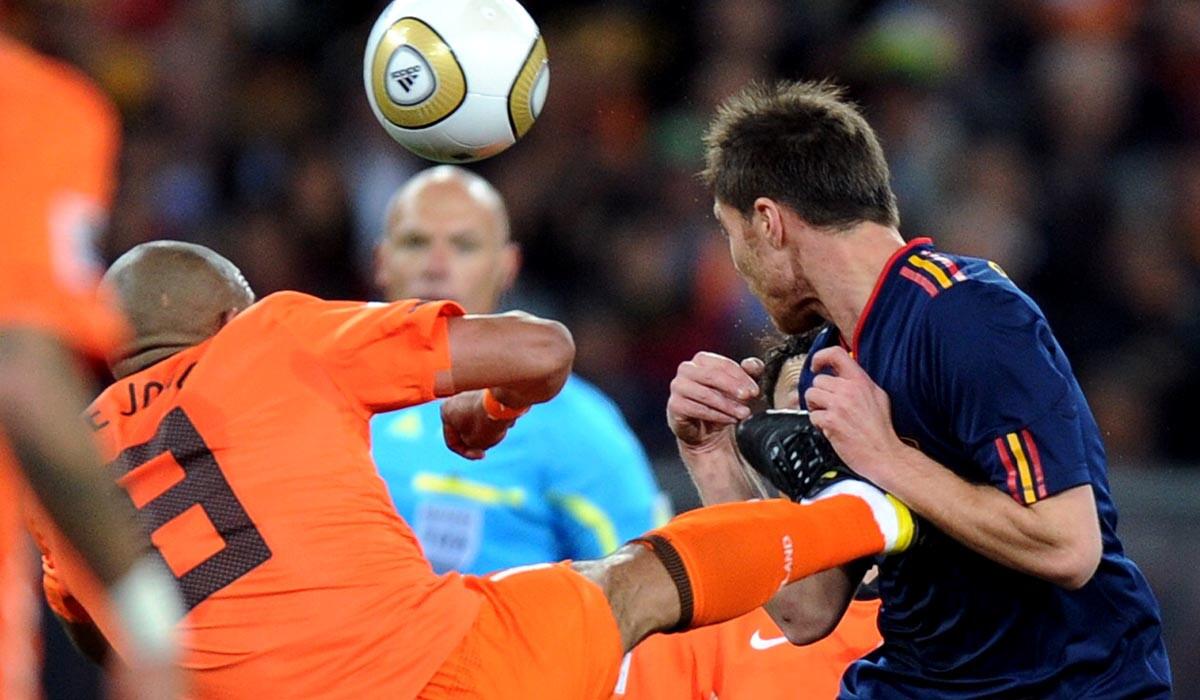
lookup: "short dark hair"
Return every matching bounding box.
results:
[702,80,899,229]
[759,326,825,405]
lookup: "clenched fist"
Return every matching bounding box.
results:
[667,351,763,451]
[441,390,516,460]
[803,346,905,489]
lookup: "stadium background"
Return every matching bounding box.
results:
[9,0,1197,695]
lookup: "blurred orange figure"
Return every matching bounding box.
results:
[0,34,123,700]
[0,36,123,356]
[2,33,182,700]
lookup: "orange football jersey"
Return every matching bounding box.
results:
[0,34,124,700]
[0,35,124,353]
[34,292,489,698]
[615,600,882,699]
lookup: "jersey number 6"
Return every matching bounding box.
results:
[110,407,272,611]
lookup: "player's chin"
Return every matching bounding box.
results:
[773,302,825,335]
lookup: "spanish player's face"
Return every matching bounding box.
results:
[714,199,819,333]
[714,200,762,290]
[378,184,517,313]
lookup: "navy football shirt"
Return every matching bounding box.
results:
[800,239,1171,698]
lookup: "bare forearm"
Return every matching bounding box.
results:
[486,315,572,407]
[487,372,567,410]
[677,435,767,505]
[877,446,1099,589]
[766,562,863,644]
[441,312,574,406]
[0,330,147,587]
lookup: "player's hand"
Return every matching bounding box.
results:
[441,390,514,460]
[667,352,761,452]
[803,346,906,488]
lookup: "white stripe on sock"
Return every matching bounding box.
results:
[804,480,900,552]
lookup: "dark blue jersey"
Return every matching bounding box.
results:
[801,239,1171,699]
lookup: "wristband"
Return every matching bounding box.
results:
[482,389,529,421]
[110,555,184,663]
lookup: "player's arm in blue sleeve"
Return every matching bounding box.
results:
[928,282,1095,501]
[888,281,1101,588]
[811,279,1101,590]
[545,385,668,559]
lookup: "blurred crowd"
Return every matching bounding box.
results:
[10,0,1200,469]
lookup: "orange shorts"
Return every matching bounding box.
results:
[420,563,624,700]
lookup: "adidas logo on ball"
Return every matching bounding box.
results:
[383,45,435,106]
[391,65,423,93]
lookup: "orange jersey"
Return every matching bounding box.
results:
[33,292,489,698]
[0,35,124,354]
[615,600,882,700]
[0,35,123,700]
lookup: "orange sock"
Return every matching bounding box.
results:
[631,496,886,629]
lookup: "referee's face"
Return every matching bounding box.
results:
[378,181,518,313]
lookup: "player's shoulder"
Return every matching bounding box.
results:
[215,291,322,343]
[236,290,321,321]
[0,38,117,132]
[914,251,1042,329]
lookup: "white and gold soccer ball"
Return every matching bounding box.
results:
[363,0,549,163]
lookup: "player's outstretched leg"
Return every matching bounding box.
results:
[415,485,912,699]
[574,490,913,651]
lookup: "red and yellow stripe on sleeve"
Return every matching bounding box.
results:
[994,429,1048,504]
[898,250,969,297]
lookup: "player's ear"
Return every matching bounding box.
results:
[754,197,786,250]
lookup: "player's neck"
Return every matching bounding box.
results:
[811,223,906,343]
[111,344,194,379]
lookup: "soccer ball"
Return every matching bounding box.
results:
[363,0,549,163]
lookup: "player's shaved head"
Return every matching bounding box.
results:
[376,165,519,313]
[104,241,255,378]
